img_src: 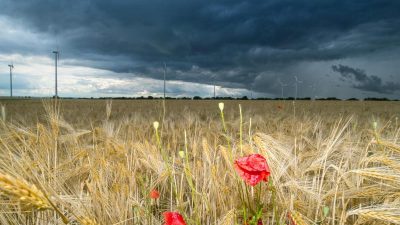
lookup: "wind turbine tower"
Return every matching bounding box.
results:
[294,76,302,100]
[52,50,59,98]
[163,62,166,99]
[8,64,14,97]
[309,83,316,100]
[213,84,216,99]
[278,79,288,100]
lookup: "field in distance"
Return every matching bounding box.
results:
[0,99,399,224]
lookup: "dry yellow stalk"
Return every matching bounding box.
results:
[288,211,309,225]
[217,209,235,225]
[79,217,100,225]
[347,208,400,224]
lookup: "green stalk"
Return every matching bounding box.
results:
[220,108,227,133]
[239,104,243,154]
[219,102,232,153]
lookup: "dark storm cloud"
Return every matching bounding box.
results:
[332,64,400,94]
[1,0,400,95]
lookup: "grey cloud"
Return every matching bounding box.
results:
[332,64,400,94]
[332,65,368,81]
[1,0,400,97]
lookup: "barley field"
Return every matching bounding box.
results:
[0,99,399,225]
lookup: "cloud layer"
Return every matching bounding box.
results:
[0,0,399,97]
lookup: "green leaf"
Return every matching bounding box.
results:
[323,206,330,217]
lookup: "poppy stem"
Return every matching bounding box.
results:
[256,183,261,207]
[244,183,253,214]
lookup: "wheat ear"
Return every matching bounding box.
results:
[0,172,51,211]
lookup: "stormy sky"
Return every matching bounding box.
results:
[0,0,399,98]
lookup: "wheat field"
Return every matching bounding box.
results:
[0,99,399,225]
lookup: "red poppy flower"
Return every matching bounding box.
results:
[234,154,270,186]
[163,212,187,225]
[149,189,160,199]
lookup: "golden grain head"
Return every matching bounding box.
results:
[0,173,51,211]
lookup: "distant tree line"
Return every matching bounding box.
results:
[90,96,398,101]
[1,96,398,101]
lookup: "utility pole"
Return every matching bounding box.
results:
[8,64,14,97]
[52,51,59,98]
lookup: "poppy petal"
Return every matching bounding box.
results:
[163,212,187,225]
[234,154,270,186]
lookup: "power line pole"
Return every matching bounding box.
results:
[52,50,59,98]
[8,64,14,97]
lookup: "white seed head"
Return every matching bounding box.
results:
[153,121,159,130]
[218,102,224,111]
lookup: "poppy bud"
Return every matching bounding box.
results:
[218,102,224,111]
[149,189,160,199]
[153,121,159,130]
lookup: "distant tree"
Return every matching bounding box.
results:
[224,97,234,100]
[193,96,202,100]
[326,97,340,100]
[364,97,389,101]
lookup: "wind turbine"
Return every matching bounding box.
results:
[163,62,166,99]
[52,50,60,98]
[212,74,217,99]
[294,76,302,100]
[309,83,316,100]
[213,83,215,99]
[278,79,288,100]
[8,64,14,97]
